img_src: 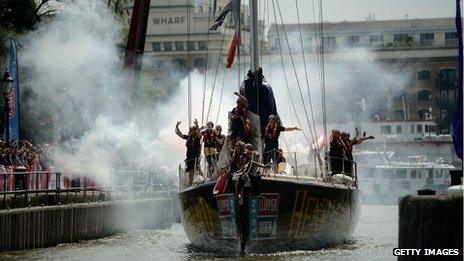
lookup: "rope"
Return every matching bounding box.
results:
[186,0,192,126]
[318,0,328,152]
[271,0,311,145]
[206,26,228,122]
[294,0,319,152]
[215,67,227,124]
[201,0,214,126]
[275,0,317,147]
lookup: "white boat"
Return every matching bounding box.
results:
[358,155,456,204]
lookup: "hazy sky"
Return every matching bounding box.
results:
[271,0,458,23]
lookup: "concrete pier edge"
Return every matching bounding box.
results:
[0,198,173,252]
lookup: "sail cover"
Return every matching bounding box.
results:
[209,0,240,68]
[241,69,279,134]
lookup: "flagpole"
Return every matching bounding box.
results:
[249,0,259,72]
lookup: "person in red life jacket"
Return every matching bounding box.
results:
[215,125,225,153]
[340,130,374,176]
[329,129,347,175]
[263,114,300,164]
[229,141,252,174]
[201,121,219,178]
[175,120,202,186]
[229,92,251,150]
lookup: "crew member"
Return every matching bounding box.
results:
[175,120,202,187]
[201,121,218,178]
[329,129,346,175]
[229,92,251,149]
[215,125,225,153]
[263,114,300,164]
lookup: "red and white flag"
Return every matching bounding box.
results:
[210,0,241,68]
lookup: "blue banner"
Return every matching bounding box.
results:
[7,38,20,141]
[451,0,463,160]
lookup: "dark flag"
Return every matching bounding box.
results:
[451,0,463,160]
[6,38,20,141]
[209,0,240,68]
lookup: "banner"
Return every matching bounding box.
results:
[6,38,20,141]
[451,0,463,159]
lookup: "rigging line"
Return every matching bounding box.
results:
[267,0,271,82]
[271,0,311,145]
[318,0,328,152]
[187,0,192,126]
[215,66,227,124]
[206,26,228,122]
[294,0,320,153]
[201,0,214,126]
[311,0,324,126]
[275,0,316,145]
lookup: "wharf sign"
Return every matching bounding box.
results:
[153,16,186,25]
[150,14,189,34]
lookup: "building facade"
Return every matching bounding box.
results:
[268,18,459,134]
[140,0,266,99]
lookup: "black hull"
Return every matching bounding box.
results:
[178,179,361,254]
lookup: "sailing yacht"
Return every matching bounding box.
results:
[177,0,361,254]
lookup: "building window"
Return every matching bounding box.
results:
[417,124,423,133]
[346,35,359,46]
[163,42,173,51]
[370,35,383,45]
[418,109,430,120]
[417,90,432,101]
[198,41,207,50]
[420,33,434,46]
[152,42,161,52]
[410,170,417,179]
[445,32,458,46]
[396,169,407,179]
[193,58,206,68]
[394,34,408,43]
[323,36,336,48]
[381,125,392,134]
[418,70,431,80]
[440,109,448,119]
[152,60,164,68]
[187,41,195,50]
[396,125,402,134]
[393,109,405,120]
[410,124,415,133]
[172,58,187,69]
[198,5,203,12]
[437,68,457,89]
[175,41,184,51]
[303,36,312,50]
[392,91,406,101]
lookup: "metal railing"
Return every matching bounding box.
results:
[326,156,358,187]
[177,150,359,189]
[0,170,165,210]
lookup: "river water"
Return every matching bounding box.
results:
[0,205,397,261]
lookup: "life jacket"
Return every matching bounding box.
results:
[202,129,217,147]
[264,123,279,140]
[233,107,251,134]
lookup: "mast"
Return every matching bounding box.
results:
[249,0,259,71]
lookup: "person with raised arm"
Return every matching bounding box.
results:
[175,120,202,186]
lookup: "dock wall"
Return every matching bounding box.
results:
[0,198,173,252]
[398,194,463,261]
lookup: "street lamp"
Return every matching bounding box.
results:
[1,69,13,143]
